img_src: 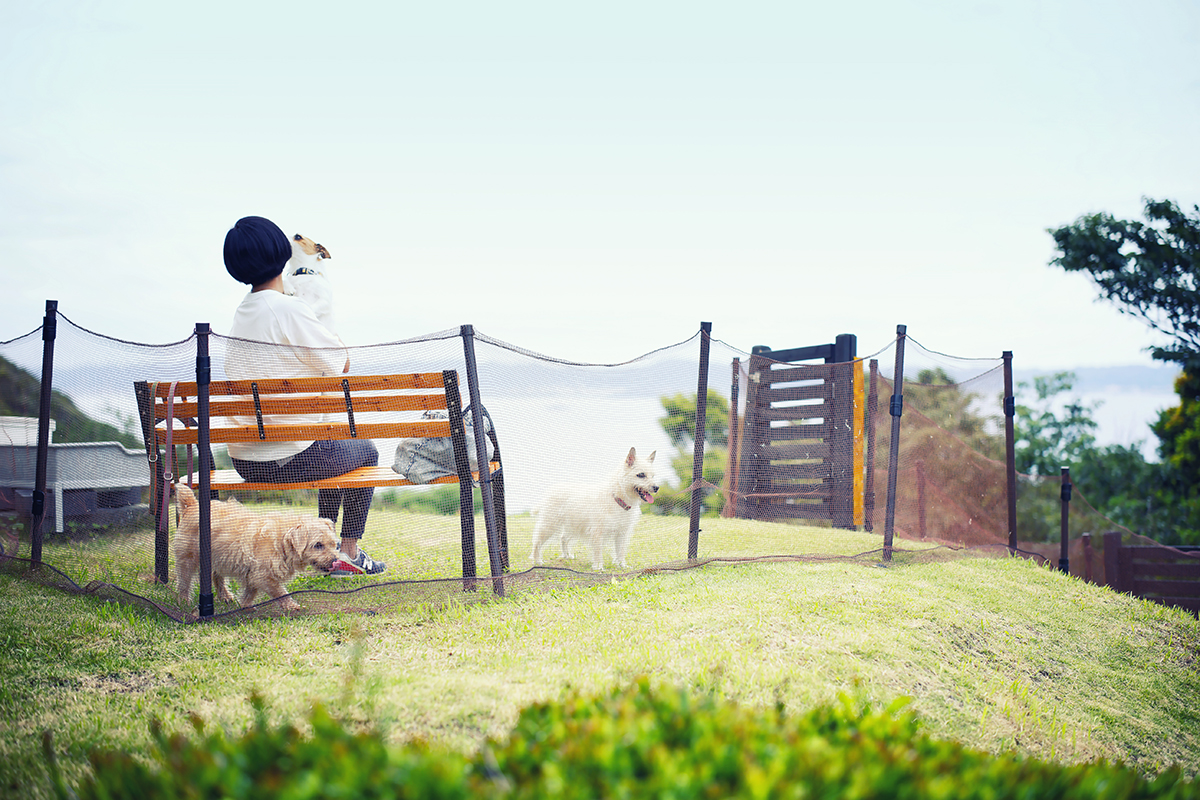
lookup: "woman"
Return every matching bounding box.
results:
[222,215,385,576]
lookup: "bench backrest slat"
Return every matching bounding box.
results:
[145,373,446,398]
[154,393,448,421]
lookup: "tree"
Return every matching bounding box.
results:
[1049,198,1200,368]
[649,391,730,517]
[902,367,1004,459]
[1013,372,1100,478]
[1153,370,1200,477]
[659,390,729,450]
[1049,199,1200,543]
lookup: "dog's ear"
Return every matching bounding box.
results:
[282,523,303,562]
[648,450,656,463]
[626,447,637,467]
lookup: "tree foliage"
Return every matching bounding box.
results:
[1049,198,1200,368]
[1048,198,1200,544]
[659,390,729,449]
[1016,370,1200,545]
[1013,372,1099,478]
[903,368,1004,459]
[651,391,730,516]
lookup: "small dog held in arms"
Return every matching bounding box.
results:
[281,233,339,336]
[174,484,340,610]
[532,447,658,570]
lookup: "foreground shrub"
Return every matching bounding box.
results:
[492,680,1199,799]
[57,694,472,800]
[55,681,1198,799]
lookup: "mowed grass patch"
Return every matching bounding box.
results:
[24,505,911,608]
[1,516,1198,799]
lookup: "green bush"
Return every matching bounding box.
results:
[491,680,1199,799]
[60,694,472,800]
[57,681,1199,800]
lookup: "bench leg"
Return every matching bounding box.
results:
[492,472,508,571]
[459,480,477,591]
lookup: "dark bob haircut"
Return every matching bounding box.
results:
[223,216,291,286]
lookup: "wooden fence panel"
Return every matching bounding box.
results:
[1103,531,1200,614]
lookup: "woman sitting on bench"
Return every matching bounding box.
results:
[221,215,385,576]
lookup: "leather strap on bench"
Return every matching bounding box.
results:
[158,381,179,535]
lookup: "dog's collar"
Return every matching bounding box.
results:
[614,496,632,510]
[292,267,321,277]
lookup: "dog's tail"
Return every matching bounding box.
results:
[174,483,197,512]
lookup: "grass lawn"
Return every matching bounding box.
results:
[1,513,1198,799]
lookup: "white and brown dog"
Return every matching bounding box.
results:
[173,484,340,610]
[532,447,658,570]
[282,233,338,336]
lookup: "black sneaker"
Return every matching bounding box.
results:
[330,548,387,576]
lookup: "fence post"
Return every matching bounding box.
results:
[737,347,770,520]
[1103,531,1123,592]
[1081,532,1093,583]
[196,323,214,618]
[460,325,504,596]
[30,300,58,565]
[882,324,907,562]
[1003,351,1017,554]
[722,358,741,519]
[1059,466,1071,574]
[916,460,927,539]
[688,322,712,560]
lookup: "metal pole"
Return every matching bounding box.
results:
[882,324,907,562]
[723,358,741,519]
[1003,351,1017,554]
[196,324,214,618]
[31,300,58,565]
[687,322,712,560]
[460,325,504,596]
[1059,466,1071,574]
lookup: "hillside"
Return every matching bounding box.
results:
[0,527,1196,798]
[0,354,139,448]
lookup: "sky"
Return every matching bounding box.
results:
[2,0,1198,378]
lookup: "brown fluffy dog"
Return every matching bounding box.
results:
[174,484,340,610]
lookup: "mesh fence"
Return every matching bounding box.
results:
[0,312,1190,621]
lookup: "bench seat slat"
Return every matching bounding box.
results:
[186,461,501,491]
[156,420,453,446]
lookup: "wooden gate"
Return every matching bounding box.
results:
[731,334,863,529]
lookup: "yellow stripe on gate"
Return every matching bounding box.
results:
[853,358,866,527]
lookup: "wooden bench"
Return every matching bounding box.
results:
[133,370,507,594]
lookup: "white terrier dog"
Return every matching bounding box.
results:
[281,233,338,336]
[532,447,658,570]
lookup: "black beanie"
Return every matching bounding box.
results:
[223,216,291,286]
